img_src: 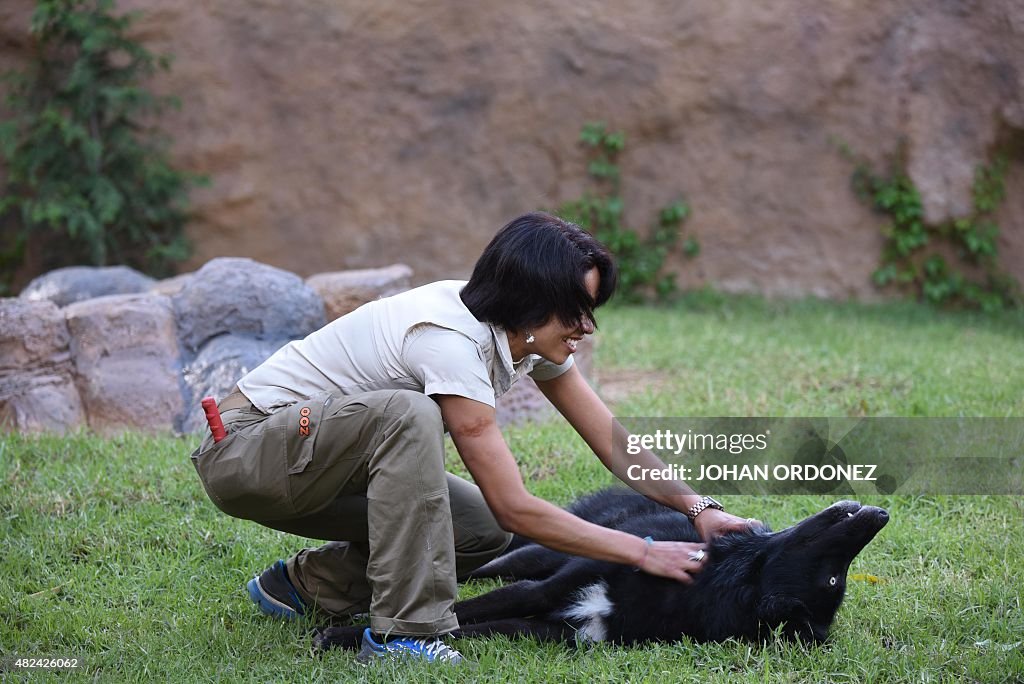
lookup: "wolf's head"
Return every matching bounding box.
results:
[754,500,888,641]
[702,500,888,643]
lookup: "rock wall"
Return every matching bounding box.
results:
[1,261,581,435]
[1,1,1021,297]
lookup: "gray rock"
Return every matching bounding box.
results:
[19,265,156,307]
[180,333,291,434]
[0,375,86,434]
[66,293,184,435]
[0,298,85,433]
[150,272,194,297]
[306,264,413,321]
[1,298,71,371]
[496,377,554,426]
[172,257,325,352]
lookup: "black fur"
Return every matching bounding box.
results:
[313,488,887,649]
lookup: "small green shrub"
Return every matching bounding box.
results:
[840,142,1019,312]
[0,0,205,293]
[555,122,696,303]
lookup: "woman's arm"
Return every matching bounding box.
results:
[436,393,706,583]
[535,364,758,540]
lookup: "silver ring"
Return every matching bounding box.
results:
[688,549,705,562]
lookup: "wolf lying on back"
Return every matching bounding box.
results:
[314,489,888,648]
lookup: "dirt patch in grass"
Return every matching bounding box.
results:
[595,368,673,409]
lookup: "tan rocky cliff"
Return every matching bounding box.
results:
[1,0,1021,297]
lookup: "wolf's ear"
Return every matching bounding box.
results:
[756,594,809,624]
[756,594,825,642]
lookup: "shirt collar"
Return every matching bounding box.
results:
[490,324,517,378]
[489,324,539,397]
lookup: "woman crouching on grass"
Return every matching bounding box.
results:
[190,211,754,665]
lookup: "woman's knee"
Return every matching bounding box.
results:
[447,473,513,556]
[382,390,444,436]
[454,527,513,579]
[475,526,514,557]
[365,391,446,478]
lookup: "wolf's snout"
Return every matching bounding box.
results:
[865,507,889,524]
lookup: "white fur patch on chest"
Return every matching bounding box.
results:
[560,580,614,642]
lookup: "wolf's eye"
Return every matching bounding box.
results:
[828,576,837,587]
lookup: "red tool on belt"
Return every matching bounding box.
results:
[201,396,227,443]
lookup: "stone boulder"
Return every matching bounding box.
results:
[150,272,195,297]
[172,257,325,353]
[19,265,156,307]
[0,381,85,434]
[0,299,85,433]
[496,377,552,426]
[306,264,413,321]
[1,299,70,370]
[180,333,290,434]
[65,293,183,435]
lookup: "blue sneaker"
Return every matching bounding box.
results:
[246,560,307,619]
[355,628,463,665]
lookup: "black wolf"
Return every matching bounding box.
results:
[313,489,887,648]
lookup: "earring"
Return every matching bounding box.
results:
[525,333,535,344]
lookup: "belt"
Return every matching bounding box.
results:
[218,387,253,412]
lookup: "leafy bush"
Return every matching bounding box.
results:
[555,123,696,303]
[0,0,204,293]
[840,143,1019,312]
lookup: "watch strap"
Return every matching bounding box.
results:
[686,496,724,522]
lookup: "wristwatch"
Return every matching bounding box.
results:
[686,496,724,523]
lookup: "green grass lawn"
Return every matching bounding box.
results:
[1,295,1022,683]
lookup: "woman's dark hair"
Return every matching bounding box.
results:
[460,212,618,331]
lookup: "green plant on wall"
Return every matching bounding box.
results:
[555,122,696,303]
[841,143,1019,312]
[0,0,204,293]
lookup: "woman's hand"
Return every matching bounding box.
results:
[693,508,763,542]
[638,540,708,584]
[638,509,764,583]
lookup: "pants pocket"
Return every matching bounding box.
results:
[283,393,333,475]
[194,425,295,519]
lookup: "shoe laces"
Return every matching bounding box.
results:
[407,637,462,662]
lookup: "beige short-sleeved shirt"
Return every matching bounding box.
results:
[237,280,573,413]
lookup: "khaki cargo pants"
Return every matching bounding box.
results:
[191,389,512,636]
